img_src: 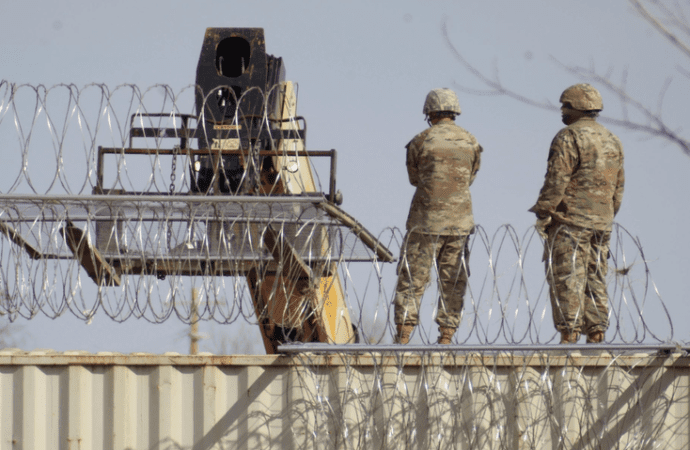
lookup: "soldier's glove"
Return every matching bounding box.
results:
[535,216,552,240]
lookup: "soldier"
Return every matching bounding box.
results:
[394,88,482,345]
[529,83,624,344]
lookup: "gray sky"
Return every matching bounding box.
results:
[1,0,688,353]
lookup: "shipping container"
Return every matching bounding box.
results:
[0,348,688,449]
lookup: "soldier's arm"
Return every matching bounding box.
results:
[405,136,422,187]
[613,147,625,215]
[469,144,483,186]
[529,130,578,217]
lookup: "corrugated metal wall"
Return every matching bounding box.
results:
[0,349,688,449]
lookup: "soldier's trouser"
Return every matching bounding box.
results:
[393,232,469,328]
[545,223,610,335]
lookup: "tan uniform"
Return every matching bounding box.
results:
[394,119,482,328]
[530,117,624,335]
[405,120,481,235]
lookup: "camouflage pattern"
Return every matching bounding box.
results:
[394,107,481,330]
[423,88,462,115]
[545,223,610,335]
[559,83,603,111]
[405,119,482,235]
[394,232,469,328]
[531,109,624,337]
[529,117,624,231]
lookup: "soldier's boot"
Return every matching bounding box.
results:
[586,331,604,344]
[560,331,581,344]
[395,324,414,344]
[437,327,456,345]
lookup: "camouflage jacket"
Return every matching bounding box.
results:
[530,117,624,231]
[405,119,482,235]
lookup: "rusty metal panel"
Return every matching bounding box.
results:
[0,349,689,449]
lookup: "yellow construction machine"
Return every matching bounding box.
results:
[55,28,394,353]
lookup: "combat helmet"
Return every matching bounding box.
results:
[559,83,603,111]
[423,88,462,115]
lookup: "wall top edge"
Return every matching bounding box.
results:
[0,348,688,368]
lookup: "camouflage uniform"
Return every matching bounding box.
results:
[394,119,482,328]
[530,108,624,336]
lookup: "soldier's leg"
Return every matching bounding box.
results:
[393,232,436,327]
[546,224,589,338]
[584,230,611,339]
[435,234,468,330]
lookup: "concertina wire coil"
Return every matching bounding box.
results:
[0,82,674,346]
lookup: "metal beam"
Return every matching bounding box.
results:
[277,342,688,354]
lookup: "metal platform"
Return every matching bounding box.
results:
[0,193,394,284]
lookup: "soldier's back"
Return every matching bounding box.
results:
[406,121,480,235]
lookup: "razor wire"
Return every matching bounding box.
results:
[0,82,676,346]
[256,350,687,450]
[0,205,671,345]
[0,82,687,450]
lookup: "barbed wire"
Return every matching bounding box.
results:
[0,81,685,449]
[268,350,685,449]
[0,82,675,347]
